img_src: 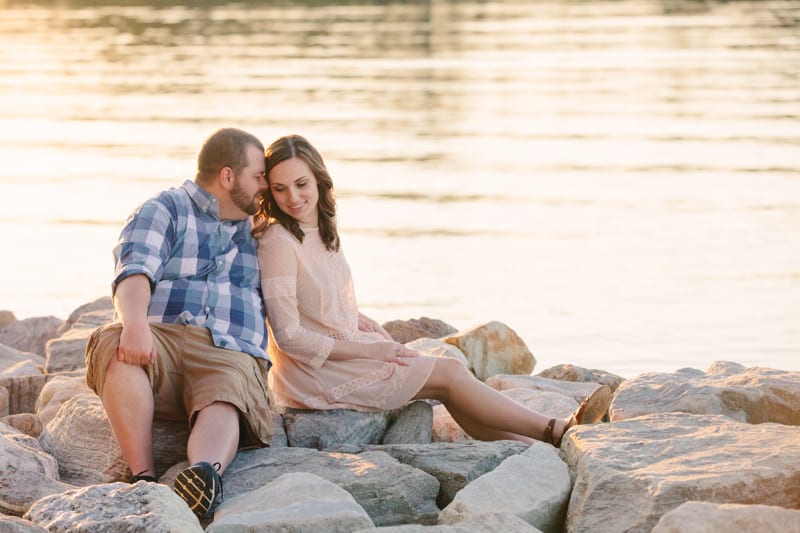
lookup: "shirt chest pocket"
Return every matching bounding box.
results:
[161,239,215,280]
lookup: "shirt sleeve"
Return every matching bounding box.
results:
[112,199,174,295]
[258,229,334,369]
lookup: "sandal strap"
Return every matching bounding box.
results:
[543,418,557,446]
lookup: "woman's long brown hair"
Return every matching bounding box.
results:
[252,134,339,252]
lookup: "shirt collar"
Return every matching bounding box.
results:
[182,180,221,219]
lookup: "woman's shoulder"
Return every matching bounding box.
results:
[260,222,294,241]
[258,223,300,250]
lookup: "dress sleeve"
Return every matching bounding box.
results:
[258,229,334,369]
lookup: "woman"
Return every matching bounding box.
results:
[253,134,607,447]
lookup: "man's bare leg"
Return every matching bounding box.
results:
[102,357,155,477]
[187,402,240,474]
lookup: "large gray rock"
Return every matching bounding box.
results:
[0,470,74,519]
[214,446,440,526]
[383,401,433,445]
[382,318,458,344]
[1,413,43,438]
[282,408,388,450]
[0,344,45,373]
[0,516,49,532]
[34,374,92,427]
[0,385,7,418]
[610,362,800,425]
[357,526,476,532]
[2,360,43,378]
[358,515,543,533]
[652,501,800,533]
[270,411,289,447]
[23,481,203,532]
[0,316,63,358]
[0,373,47,416]
[38,394,127,485]
[431,404,470,443]
[443,322,535,381]
[208,472,374,532]
[0,310,16,329]
[439,443,571,533]
[38,394,189,485]
[435,513,544,532]
[562,413,800,532]
[368,441,529,508]
[54,297,113,337]
[0,422,73,516]
[45,309,113,373]
[536,364,626,393]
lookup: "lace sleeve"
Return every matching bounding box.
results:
[258,228,333,369]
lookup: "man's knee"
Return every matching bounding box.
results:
[200,401,238,413]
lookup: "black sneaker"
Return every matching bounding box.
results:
[173,461,223,519]
[129,470,157,483]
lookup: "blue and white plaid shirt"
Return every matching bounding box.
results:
[112,180,268,360]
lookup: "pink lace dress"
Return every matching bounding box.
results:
[257,223,436,411]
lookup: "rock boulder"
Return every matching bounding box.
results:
[610,362,800,425]
[562,413,800,532]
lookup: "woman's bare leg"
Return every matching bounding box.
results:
[414,357,567,443]
[444,402,535,445]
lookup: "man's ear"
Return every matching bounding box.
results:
[219,166,235,191]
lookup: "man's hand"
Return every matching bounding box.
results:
[117,320,156,365]
[114,274,155,365]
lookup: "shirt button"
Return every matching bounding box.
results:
[205,306,210,313]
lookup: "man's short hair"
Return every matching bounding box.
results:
[196,128,264,184]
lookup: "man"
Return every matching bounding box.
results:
[85,128,272,519]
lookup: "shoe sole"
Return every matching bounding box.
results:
[576,385,612,424]
[174,465,219,518]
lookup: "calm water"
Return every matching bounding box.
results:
[1,0,798,377]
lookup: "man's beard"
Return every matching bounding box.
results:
[231,180,258,216]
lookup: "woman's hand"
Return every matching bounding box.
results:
[358,312,393,341]
[372,341,420,367]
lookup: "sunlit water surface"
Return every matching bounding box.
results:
[1,0,798,377]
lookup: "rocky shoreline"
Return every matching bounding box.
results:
[1,298,798,532]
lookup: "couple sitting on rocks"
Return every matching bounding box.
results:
[84,128,609,520]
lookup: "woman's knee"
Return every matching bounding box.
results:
[428,357,472,391]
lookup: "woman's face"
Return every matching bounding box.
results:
[268,157,320,226]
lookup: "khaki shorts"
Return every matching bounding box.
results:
[85,322,272,448]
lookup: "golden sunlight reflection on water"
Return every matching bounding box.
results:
[0,0,798,377]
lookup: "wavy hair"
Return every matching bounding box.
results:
[252,135,339,252]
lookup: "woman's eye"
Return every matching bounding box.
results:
[297,181,307,187]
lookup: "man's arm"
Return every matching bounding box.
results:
[114,274,156,365]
